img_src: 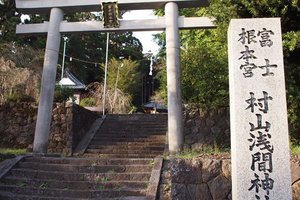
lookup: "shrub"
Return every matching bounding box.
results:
[54,86,74,103]
[6,93,35,103]
[80,97,97,107]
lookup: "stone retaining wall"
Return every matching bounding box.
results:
[158,156,300,200]
[48,103,99,155]
[0,102,99,155]
[0,103,37,148]
[184,105,230,150]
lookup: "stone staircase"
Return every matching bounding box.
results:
[84,114,167,158]
[0,114,168,200]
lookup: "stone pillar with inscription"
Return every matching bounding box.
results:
[228,18,292,200]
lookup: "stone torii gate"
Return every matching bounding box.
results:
[15,0,215,154]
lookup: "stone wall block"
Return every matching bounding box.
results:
[158,184,171,200]
[195,118,205,129]
[0,121,8,132]
[201,158,222,182]
[218,117,228,130]
[199,127,210,138]
[208,174,231,200]
[193,143,206,150]
[66,108,72,115]
[171,159,202,184]
[61,115,66,123]
[27,117,32,124]
[209,110,218,118]
[53,114,60,122]
[61,124,67,132]
[185,135,197,145]
[172,183,189,200]
[291,160,300,184]
[191,159,203,184]
[227,192,232,200]
[187,184,212,200]
[183,105,231,150]
[224,129,230,137]
[206,118,215,128]
[52,107,58,115]
[191,126,199,135]
[61,107,67,114]
[186,119,195,128]
[221,159,231,180]
[211,126,221,136]
[184,127,191,135]
[292,180,300,200]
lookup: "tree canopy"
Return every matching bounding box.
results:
[0,4,147,109]
[154,0,300,137]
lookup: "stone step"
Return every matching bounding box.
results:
[0,185,146,199]
[97,131,166,135]
[0,192,88,200]
[88,141,165,147]
[95,131,166,135]
[101,123,166,126]
[24,157,153,166]
[99,124,167,128]
[91,137,165,143]
[93,134,166,138]
[85,149,163,155]
[90,137,165,143]
[105,115,167,119]
[9,169,151,182]
[105,114,167,120]
[1,177,148,190]
[87,145,164,151]
[17,162,152,173]
[0,192,147,200]
[83,153,161,158]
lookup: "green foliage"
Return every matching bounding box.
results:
[54,86,74,103]
[6,93,35,103]
[104,58,141,98]
[153,66,167,103]
[176,147,230,159]
[154,1,300,140]
[63,32,143,84]
[39,182,48,189]
[16,181,26,187]
[85,82,133,114]
[0,0,20,42]
[1,5,144,87]
[291,144,300,155]
[0,44,42,104]
[80,97,97,107]
[0,148,26,155]
[181,40,229,109]
[6,83,29,102]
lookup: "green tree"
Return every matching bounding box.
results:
[65,31,143,84]
[0,0,20,42]
[154,0,300,137]
[1,4,144,84]
[104,58,141,104]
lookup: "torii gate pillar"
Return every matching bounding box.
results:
[33,8,64,153]
[165,2,183,154]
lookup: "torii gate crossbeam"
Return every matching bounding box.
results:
[15,0,215,154]
[16,0,209,14]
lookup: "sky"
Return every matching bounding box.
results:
[122,10,162,54]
